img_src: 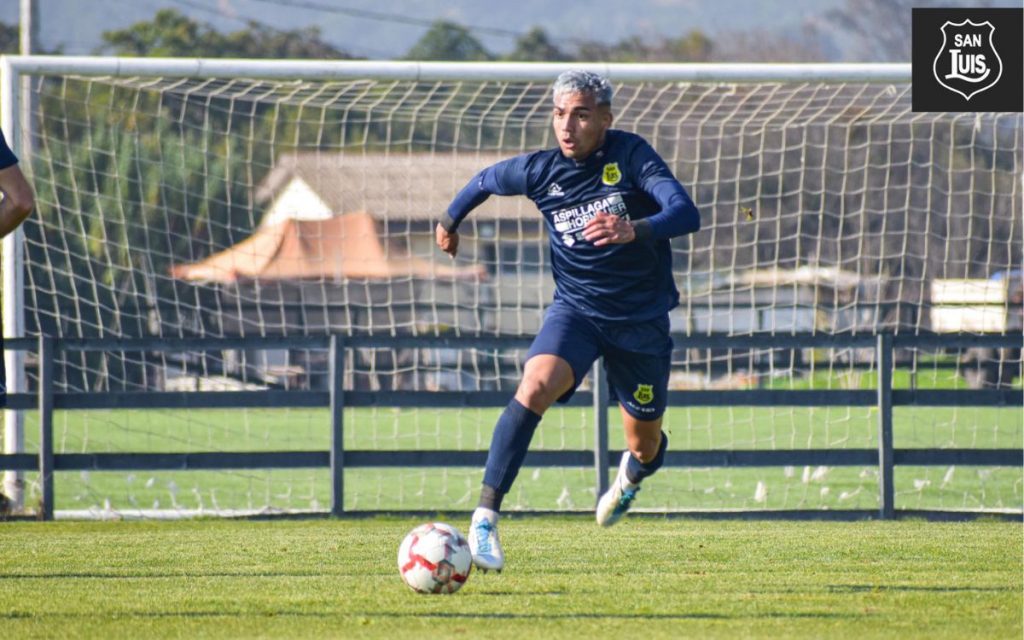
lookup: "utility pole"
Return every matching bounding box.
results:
[20,0,37,53]
[19,0,37,154]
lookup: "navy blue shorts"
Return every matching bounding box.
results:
[525,301,672,420]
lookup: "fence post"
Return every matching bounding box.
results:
[592,357,609,505]
[876,333,894,519]
[37,335,54,521]
[329,335,345,517]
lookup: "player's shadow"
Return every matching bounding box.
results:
[368,611,729,620]
[0,610,341,620]
[0,571,325,580]
[827,584,1013,593]
[363,611,859,621]
[475,589,567,596]
[2,609,860,622]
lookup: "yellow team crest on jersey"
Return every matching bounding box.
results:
[633,384,654,405]
[601,162,621,185]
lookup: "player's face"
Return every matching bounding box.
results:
[552,91,612,160]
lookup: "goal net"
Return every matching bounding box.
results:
[2,59,1021,517]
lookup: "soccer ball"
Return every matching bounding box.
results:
[397,522,473,594]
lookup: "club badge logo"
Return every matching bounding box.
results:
[932,19,1003,101]
[633,384,654,405]
[601,162,621,186]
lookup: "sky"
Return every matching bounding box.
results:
[3,0,1021,61]
[2,0,848,59]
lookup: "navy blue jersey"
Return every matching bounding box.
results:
[445,129,699,323]
[0,128,17,170]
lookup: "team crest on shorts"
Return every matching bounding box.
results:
[601,162,621,186]
[632,383,654,405]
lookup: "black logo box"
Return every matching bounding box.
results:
[912,8,1023,112]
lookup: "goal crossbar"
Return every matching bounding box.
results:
[2,55,911,83]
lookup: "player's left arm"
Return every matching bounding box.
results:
[630,139,700,242]
[583,140,700,246]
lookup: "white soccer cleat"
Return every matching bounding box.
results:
[596,451,642,527]
[468,508,505,572]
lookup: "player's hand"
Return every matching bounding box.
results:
[436,223,459,258]
[582,211,635,246]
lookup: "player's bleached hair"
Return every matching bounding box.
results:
[552,70,613,107]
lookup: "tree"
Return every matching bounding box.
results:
[101,9,354,59]
[663,31,714,62]
[505,27,571,62]
[405,21,492,61]
[575,30,713,62]
[219,22,351,59]
[1,20,18,54]
[101,9,205,57]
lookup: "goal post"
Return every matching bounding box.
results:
[1,55,27,507]
[1,56,1020,517]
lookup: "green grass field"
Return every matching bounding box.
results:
[0,518,1019,638]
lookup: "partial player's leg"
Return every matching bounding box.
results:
[596,409,668,527]
[470,303,600,571]
[470,354,574,571]
[594,314,672,527]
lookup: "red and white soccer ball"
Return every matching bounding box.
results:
[397,522,473,594]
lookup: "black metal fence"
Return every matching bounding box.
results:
[1,333,1021,521]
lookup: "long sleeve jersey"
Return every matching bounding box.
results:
[441,129,700,323]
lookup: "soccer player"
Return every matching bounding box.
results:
[0,127,36,411]
[436,70,700,572]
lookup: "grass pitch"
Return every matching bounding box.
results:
[0,518,1019,639]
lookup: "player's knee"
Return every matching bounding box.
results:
[630,444,658,464]
[515,374,562,413]
[627,432,662,463]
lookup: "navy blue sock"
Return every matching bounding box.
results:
[480,399,542,509]
[625,431,668,485]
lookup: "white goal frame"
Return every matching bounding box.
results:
[0,56,912,509]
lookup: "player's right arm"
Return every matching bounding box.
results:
[0,129,34,239]
[436,154,532,258]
